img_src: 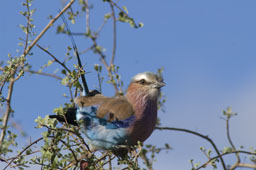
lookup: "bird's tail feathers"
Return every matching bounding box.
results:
[49,108,78,126]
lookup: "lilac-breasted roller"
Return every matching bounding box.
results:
[50,72,165,153]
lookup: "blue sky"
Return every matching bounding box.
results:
[1,0,256,169]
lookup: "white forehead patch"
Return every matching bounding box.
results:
[132,72,157,83]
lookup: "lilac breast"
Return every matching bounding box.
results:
[128,100,158,144]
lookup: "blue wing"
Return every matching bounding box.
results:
[76,107,135,150]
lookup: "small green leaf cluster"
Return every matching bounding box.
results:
[107,64,124,95]
[140,143,171,170]
[118,7,143,29]
[0,130,18,156]
[223,107,237,119]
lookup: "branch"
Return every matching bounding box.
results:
[24,69,62,80]
[23,0,31,54]
[155,126,227,170]
[24,0,75,56]
[196,150,256,170]
[42,125,91,152]
[47,135,79,167]
[231,163,256,169]
[0,76,16,148]
[84,0,90,34]
[111,1,128,15]
[79,44,95,55]
[3,137,43,170]
[0,71,11,95]
[109,0,117,66]
[36,44,71,73]
[226,116,240,170]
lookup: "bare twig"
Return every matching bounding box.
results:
[108,155,112,170]
[231,163,256,169]
[79,44,95,55]
[155,126,227,170]
[109,0,117,66]
[36,44,71,73]
[24,0,75,56]
[95,18,108,35]
[25,69,62,80]
[84,0,90,34]
[226,116,240,170]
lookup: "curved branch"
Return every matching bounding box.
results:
[226,116,240,170]
[197,150,256,170]
[24,0,75,56]
[155,126,227,170]
[36,44,71,74]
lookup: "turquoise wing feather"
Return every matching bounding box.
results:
[76,106,135,150]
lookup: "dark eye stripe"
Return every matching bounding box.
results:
[137,79,151,85]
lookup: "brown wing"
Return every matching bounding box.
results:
[75,94,108,107]
[97,97,134,121]
[74,95,134,121]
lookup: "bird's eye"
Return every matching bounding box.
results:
[139,79,146,84]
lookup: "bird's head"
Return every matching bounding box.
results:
[127,72,165,100]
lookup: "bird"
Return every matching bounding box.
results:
[50,72,165,153]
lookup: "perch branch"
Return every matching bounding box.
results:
[155,126,227,170]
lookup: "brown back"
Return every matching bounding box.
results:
[74,95,134,121]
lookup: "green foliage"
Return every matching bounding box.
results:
[118,11,143,28]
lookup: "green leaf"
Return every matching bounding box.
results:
[138,22,144,27]
[123,6,128,14]
[56,24,65,34]
[104,13,112,20]
[165,143,171,149]
[223,147,233,153]
[47,60,54,66]
[61,76,69,86]
[61,69,67,75]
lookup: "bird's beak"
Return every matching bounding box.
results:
[153,82,166,89]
